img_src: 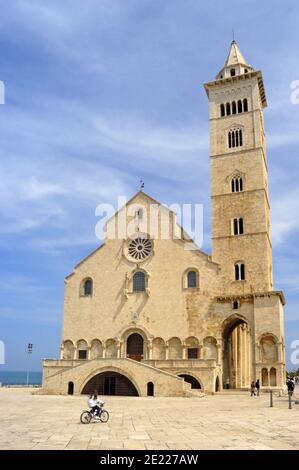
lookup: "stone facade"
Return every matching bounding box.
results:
[42,41,286,396]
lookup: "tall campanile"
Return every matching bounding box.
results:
[204,41,273,296]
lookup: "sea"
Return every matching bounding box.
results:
[0,371,42,386]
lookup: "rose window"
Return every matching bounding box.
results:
[128,237,152,261]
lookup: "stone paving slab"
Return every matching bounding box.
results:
[0,387,298,450]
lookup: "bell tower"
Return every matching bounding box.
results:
[204,41,273,295]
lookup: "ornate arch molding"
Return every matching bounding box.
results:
[115,324,154,343]
[222,313,251,337]
[124,267,151,298]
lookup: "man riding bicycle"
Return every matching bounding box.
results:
[88,390,104,421]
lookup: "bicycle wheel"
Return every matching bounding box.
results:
[100,410,109,423]
[80,411,91,424]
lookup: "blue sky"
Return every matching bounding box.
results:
[0,0,298,371]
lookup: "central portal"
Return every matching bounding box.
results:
[127,333,144,362]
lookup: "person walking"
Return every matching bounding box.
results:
[250,381,256,397]
[255,379,260,397]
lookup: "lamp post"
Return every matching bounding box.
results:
[26,343,33,387]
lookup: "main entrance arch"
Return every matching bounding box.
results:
[127,333,144,361]
[81,371,139,396]
[222,316,251,389]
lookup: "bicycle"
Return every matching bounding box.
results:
[80,403,109,424]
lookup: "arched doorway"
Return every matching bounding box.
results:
[178,374,201,389]
[82,372,139,396]
[127,333,144,362]
[222,316,251,389]
[215,376,220,392]
[147,382,154,396]
[68,381,74,395]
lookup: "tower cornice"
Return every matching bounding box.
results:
[204,70,267,108]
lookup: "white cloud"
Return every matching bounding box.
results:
[271,189,299,245]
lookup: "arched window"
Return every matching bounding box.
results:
[230,68,236,77]
[233,300,240,310]
[237,100,243,113]
[83,279,93,296]
[77,340,88,359]
[232,101,237,114]
[135,208,143,220]
[239,129,243,146]
[187,270,198,288]
[220,103,225,117]
[226,103,231,116]
[231,176,243,193]
[235,262,245,281]
[68,382,74,395]
[228,128,243,149]
[133,271,146,292]
[232,217,244,235]
[243,98,248,112]
[147,382,154,396]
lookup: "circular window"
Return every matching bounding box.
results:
[128,237,152,261]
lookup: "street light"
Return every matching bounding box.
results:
[26,343,33,387]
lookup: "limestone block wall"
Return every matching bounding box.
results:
[42,358,190,397]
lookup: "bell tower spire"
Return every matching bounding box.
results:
[216,40,254,80]
[204,42,272,296]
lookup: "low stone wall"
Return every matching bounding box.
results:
[42,358,190,397]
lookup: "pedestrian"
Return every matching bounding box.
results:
[250,381,256,397]
[255,379,260,396]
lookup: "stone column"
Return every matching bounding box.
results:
[87,347,91,360]
[102,346,106,359]
[217,344,221,365]
[165,344,169,360]
[117,342,121,358]
[277,342,283,363]
[148,341,153,360]
[233,328,238,388]
[182,343,187,360]
[237,326,242,388]
[243,325,247,387]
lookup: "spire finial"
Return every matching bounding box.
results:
[140,180,145,190]
[232,28,235,43]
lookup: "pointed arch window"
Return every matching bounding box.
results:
[243,98,248,112]
[226,103,231,116]
[228,128,243,149]
[220,104,225,117]
[232,101,237,114]
[235,262,246,281]
[237,100,243,113]
[231,175,243,193]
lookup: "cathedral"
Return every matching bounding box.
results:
[42,41,286,396]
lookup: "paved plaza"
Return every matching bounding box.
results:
[0,388,298,450]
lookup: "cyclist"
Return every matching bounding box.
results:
[88,390,104,420]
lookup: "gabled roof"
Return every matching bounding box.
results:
[65,190,219,279]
